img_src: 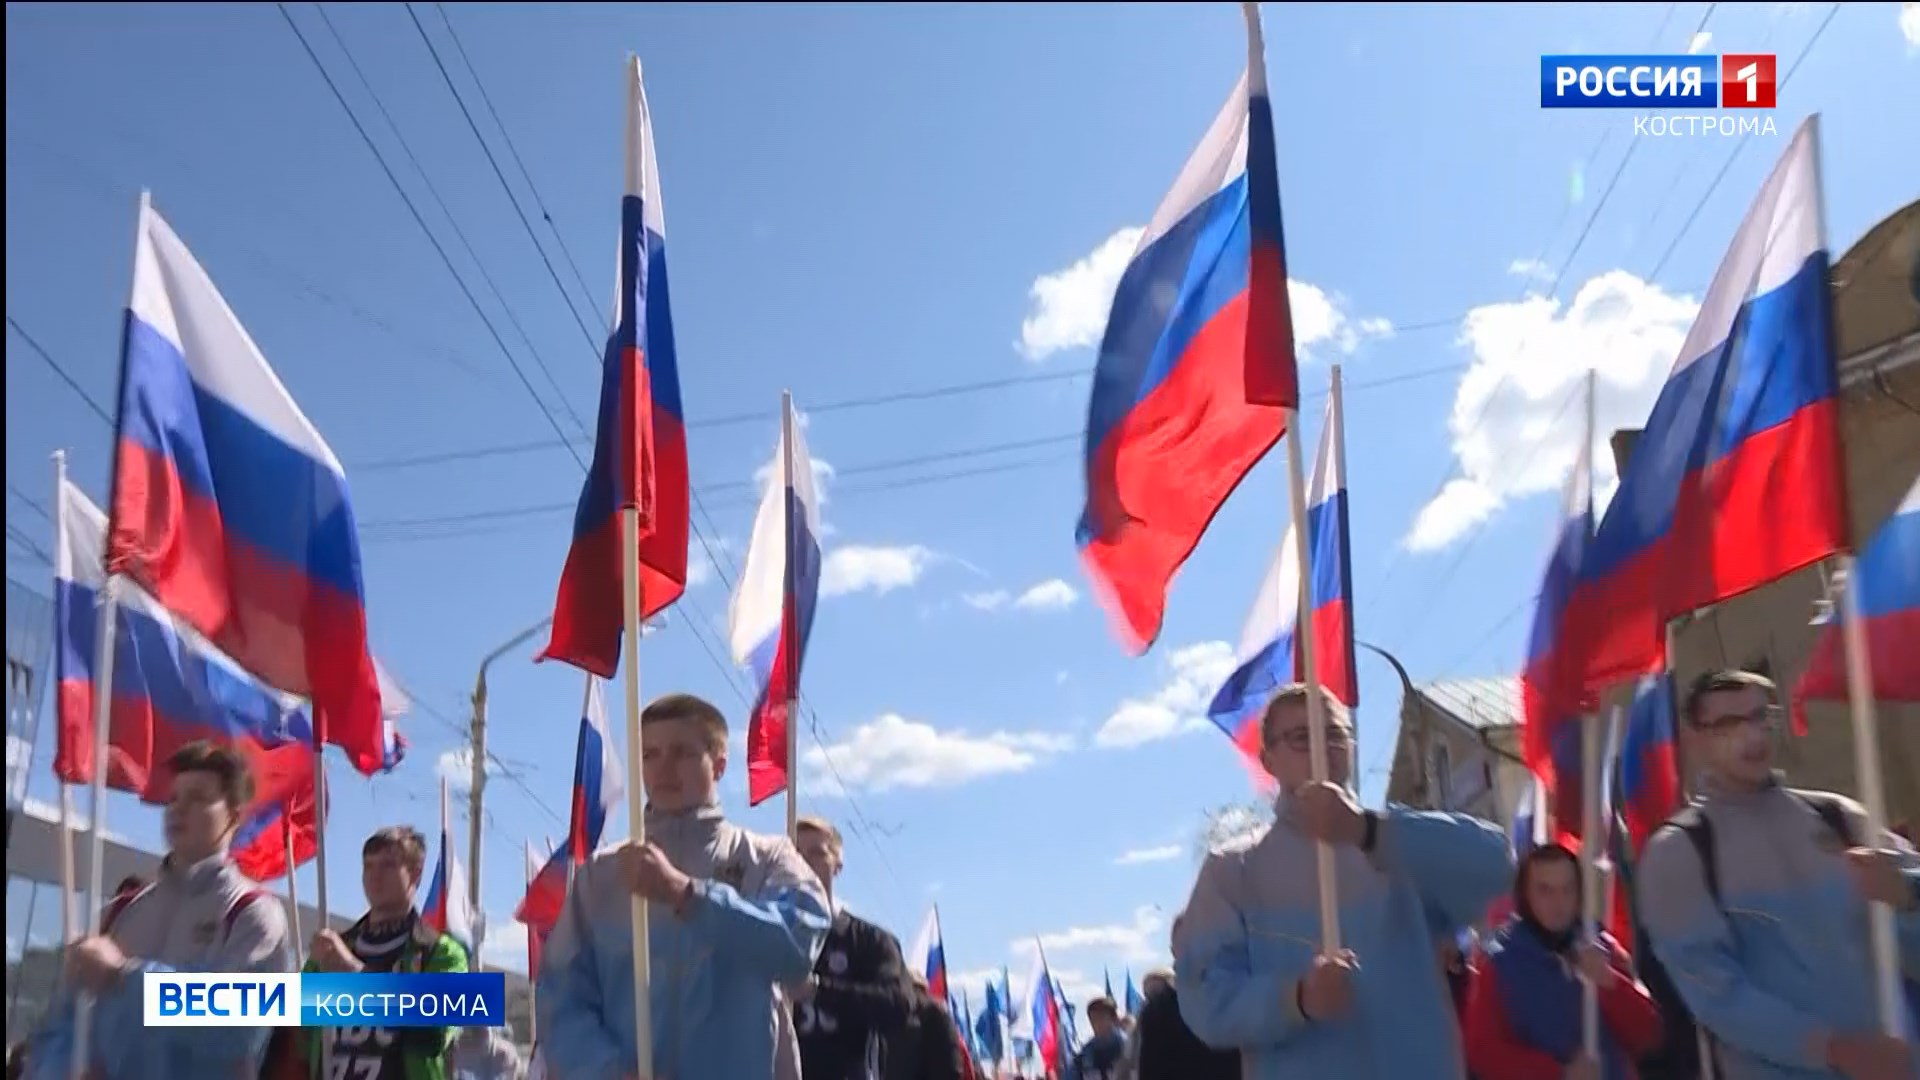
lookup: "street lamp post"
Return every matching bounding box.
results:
[1357,640,1425,805]
[468,617,553,924]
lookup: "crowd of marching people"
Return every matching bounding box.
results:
[10,673,1917,1080]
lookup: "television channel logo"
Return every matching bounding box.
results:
[142,972,508,1028]
[1540,54,1777,109]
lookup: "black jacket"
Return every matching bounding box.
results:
[798,909,916,1080]
[1135,984,1238,1080]
[885,990,970,1080]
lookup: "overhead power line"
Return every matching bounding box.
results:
[404,2,606,355]
[7,314,114,426]
[277,2,588,471]
[309,2,589,441]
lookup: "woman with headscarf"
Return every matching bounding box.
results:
[1464,844,1662,1080]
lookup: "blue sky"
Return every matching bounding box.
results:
[6,1,1917,1009]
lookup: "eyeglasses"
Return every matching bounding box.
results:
[1269,727,1355,753]
[1691,705,1784,734]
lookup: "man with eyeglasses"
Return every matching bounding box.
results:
[1173,683,1513,1079]
[1636,669,1919,1080]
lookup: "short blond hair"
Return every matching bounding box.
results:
[1259,683,1352,747]
[794,816,843,853]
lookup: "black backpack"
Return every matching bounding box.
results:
[1632,792,1856,1080]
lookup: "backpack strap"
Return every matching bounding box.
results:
[223,888,269,940]
[100,883,156,936]
[1788,790,1860,849]
[1664,804,1721,909]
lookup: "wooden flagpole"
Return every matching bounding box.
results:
[621,505,655,1076]
[780,390,801,840]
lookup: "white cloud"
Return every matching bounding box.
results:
[1507,258,1553,284]
[1903,2,1920,48]
[1403,270,1699,551]
[962,579,1081,615]
[687,549,715,589]
[1013,905,1166,965]
[949,967,1009,997]
[1014,579,1079,612]
[436,748,501,788]
[962,590,1011,612]
[1018,227,1143,361]
[1093,640,1236,749]
[801,713,1072,794]
[1017,227,1392,363]
[754,454,837,507]
[1113,844,1182,866]
[1686,31,1713,54]
[821,545,936,597]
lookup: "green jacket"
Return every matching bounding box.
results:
[302,913,470,1080]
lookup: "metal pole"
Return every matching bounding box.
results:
[1358,640,1417,801]
[468,616,553,921]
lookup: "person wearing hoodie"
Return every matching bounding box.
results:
[1174,682,1515,1079]
[886,972,970,1080]
[535,692,833,1079]
[26,740,294,1080]
[1464,843,1662,1080]
[791,816,916,1079]
[1129,967,1237,1080]
[1635,670,1918,1080]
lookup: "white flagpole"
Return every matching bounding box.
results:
[1580,708,1609,1059]
[780,390,800,840]
[51,451,78,949]
[1797,109,1903,1039]
[59,787,77,944]
[1837,559,1903,1035]
[622,54,657,1080]
[1285,404,1340,953]
[284,813,304,967]
[1245,0,1339,955]
[314,752,334,1080]
[621,505,654,1076]
[71,185,147,1076]
[525,839,540,1046]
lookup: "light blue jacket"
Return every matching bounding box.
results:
[28,853,294,1080]
[1636,782,1920,1079]
[1173,799,1512,1080]
[536,800,832,1080]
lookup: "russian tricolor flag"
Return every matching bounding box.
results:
[1794,475,1920,725]
[907,907,949,1002]
[523,840,553,974]
[52,477,321,882]
[543,57,689,678]
[422,818,477,957]
[1617,673,1683,855]
[728,401,823,806]
[515,676,623,931]
[1521,375,1597,790]
[1205,376,1355,760]
[106,200,387,775]
[1077,3,1297,654]
[1010,948,1060,1069]
[1563,117,1847,694]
